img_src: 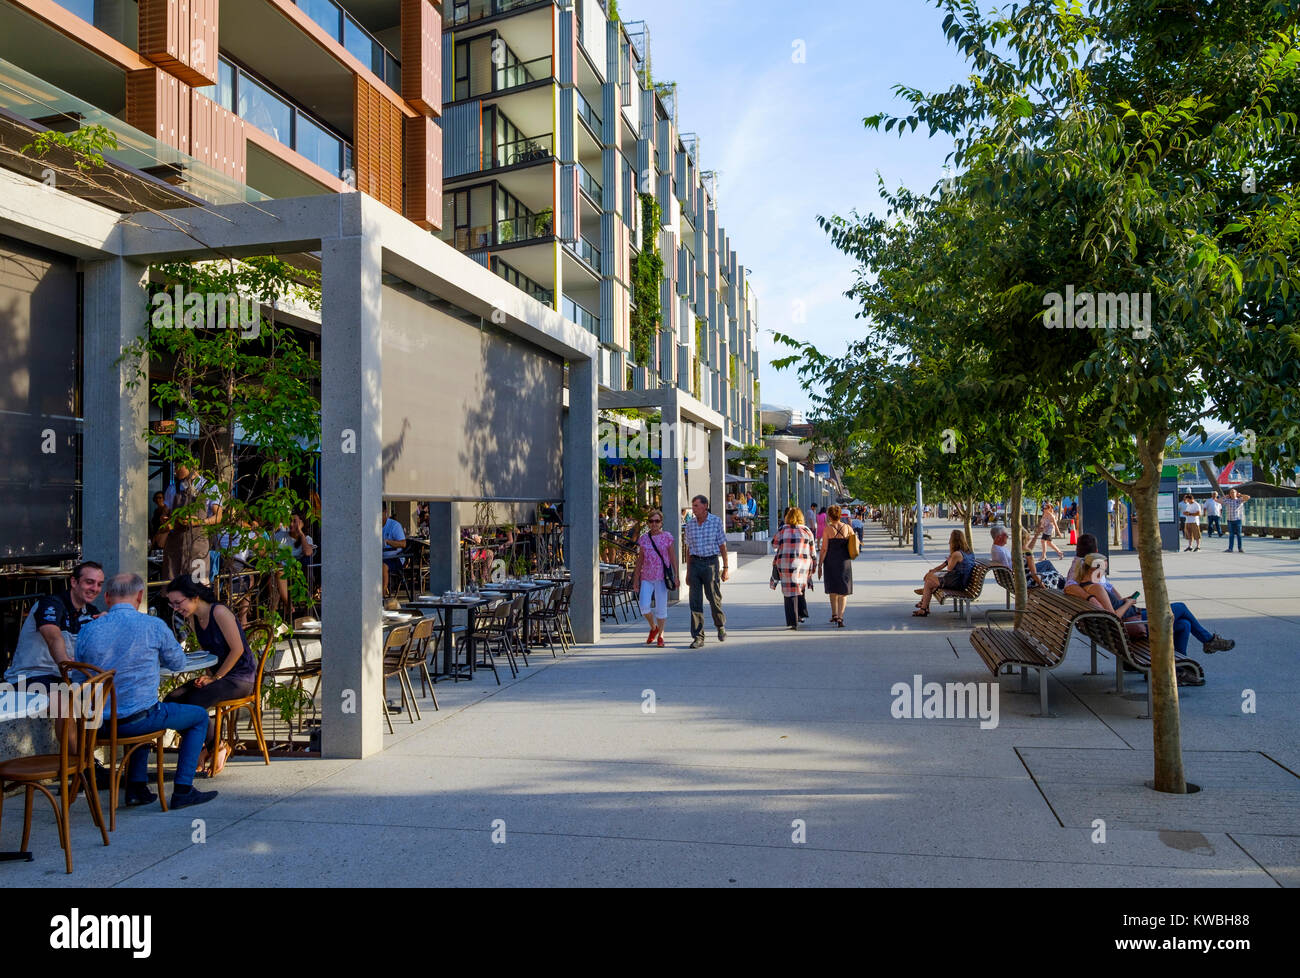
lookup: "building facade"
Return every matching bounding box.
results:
[438,0,761,446]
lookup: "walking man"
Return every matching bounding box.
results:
[1222,488,1251,552]
[684,494,729,648]
[1204,491,1224,537]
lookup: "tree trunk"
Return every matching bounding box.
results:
[1010,475,1027,618]
[963,496,974,552]
[1132,430,1186,793]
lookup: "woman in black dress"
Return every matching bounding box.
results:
[819,505,854,626]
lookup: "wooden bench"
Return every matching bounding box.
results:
[1070,599,1206,718]
[968,587,1112,714]
[935,560,991,624]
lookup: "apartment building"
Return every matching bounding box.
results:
[438,0,762,447]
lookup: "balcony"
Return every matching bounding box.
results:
[577,161,602,202]
[448,0,546,27]
[497,55,552,95]
[563,297,599,336]
[566,235,601,272]
[294,0,401,92]
[496,211,553,245]
[575,88,602,135]
[483,133,553,171]
[200,57,352,179]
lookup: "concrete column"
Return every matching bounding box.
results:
[766,447,780,541]
[320,234,384,760]
[564,357,600,641]
[708,424,725,522]
[426,502,460,593]
[660,398,684,599]
[82,257,150,579]
[777,461,789,518]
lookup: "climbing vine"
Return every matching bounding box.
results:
[629,191,663,366]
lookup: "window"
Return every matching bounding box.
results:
[237,72,293,147]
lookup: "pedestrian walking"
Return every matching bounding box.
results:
[772,507,815,629]
[1204,491,1224,537]
[1181,494,1202,551]
[683,494,729,648]
[632,511,676,647]
[1222,488,1251,552]
[818,505,855,627]
[1037,503,1065,559]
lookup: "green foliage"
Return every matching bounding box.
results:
[22,124,118,171]
[263,680,315,725]
[629,192,663,365]
[121,257,322,608]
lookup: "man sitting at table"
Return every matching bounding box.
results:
[3,561,104,688]
[382,504,407,597]
[75,573,218,810]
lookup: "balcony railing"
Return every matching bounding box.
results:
[497,55,551,94]
[496,212,553,245]
[294,0,401,92]
[566,236,601,272]
[575,88,602,134]
[444,226,493,251]
[577,161,602,202]
[448,0,542,27]
[563,297,599,336]
[484,133,553,170]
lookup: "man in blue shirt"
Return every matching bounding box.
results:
[76,573,218,810]
[683,495,729,648]
[382,504,407,597]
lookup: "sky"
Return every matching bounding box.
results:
[620,0,974,416]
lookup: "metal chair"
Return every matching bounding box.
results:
[381,625,416,733]
[404,617,439,714]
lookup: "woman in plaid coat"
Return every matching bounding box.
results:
[772,507,817,629]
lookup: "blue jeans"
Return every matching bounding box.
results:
[1226,519,1243,551]
[1134,602,1214,656]
[1206,515,1222,536]
[116,701,209,788]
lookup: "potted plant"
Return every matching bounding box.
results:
[533,209,553,237]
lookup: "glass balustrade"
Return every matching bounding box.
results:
[294,0,401,92]
[577,161,602,201]
[575,88,602,134]
[563,297,599,336]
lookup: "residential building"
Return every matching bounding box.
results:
[438,0,761,446]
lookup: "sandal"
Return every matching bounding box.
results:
[211,743,230,776]
[912,608,929,617]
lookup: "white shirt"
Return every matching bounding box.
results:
[1183,502,1201,525]
[990,543,1012,568]
[1204,498,1222,517]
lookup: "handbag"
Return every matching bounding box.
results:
[846,527,861,560]
[646,533,678,591]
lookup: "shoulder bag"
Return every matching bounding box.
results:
[845,524,861,560]
[646,533,678,591]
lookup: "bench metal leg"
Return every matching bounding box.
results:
[1140,680,1152,721]
[1114,652,1125,694]
[1084,638,1102,676]
[1005,591,1011,610]
[1020,665,1032,693]
[1039,668,1051,716]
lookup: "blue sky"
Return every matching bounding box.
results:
[621,0,973,416]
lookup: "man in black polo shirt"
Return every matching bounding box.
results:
[3,561,104,687]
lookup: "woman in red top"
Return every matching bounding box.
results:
[632,511,677,647]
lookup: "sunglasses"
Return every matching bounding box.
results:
[648,518,662,523]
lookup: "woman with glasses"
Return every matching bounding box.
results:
[163,574,258,774]
[632,512,677,647]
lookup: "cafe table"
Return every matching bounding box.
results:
[160,653,219,677]
[401,595,489,681]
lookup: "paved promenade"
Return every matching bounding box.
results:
[5,524,1297,886]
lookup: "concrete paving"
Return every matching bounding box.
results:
[3,522,1296,886]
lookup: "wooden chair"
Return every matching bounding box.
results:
[405,616,440,712]
[382,624,415,734]
[0,669,113,873]
[59,661,167,830]
[205,623,276,777]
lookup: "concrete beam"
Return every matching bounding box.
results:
[565,358,600,642]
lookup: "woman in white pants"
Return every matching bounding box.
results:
[632,511,677,647]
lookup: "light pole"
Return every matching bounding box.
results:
[913,477,925,556]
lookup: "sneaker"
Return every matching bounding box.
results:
[717,627,726,642]
[656,635,665,648]
[123,783,156,807]
[170,786,218,809]
[689,637,704,649]
[1202,634,1235,654]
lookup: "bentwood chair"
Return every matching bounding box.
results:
[205,623,275,777]
[381,625,415,734]
[0,668,113,873]
[59,661,167,829]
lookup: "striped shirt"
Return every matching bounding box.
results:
[684,512,726,557]
[1222,497,1247,521]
